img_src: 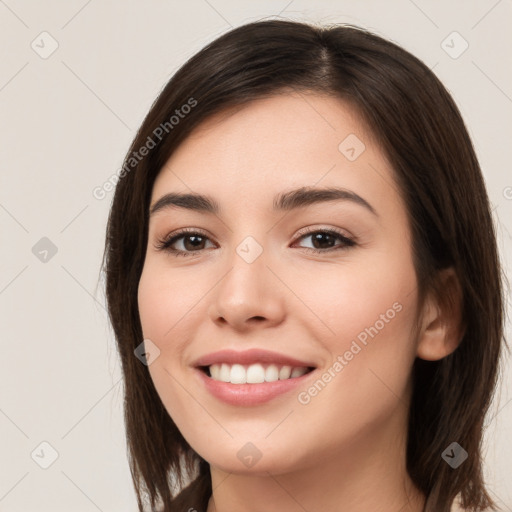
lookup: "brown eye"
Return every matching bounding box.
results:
[179,234,208,251]
[294,229,355,254]
[155,229,215,256]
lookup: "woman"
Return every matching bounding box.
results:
[102,19,505,512]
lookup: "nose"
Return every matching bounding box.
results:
[208,243,286,332]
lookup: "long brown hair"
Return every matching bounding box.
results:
[101,19,506,512]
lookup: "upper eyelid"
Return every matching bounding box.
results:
[294,225,353,239]
[161,225,351,240]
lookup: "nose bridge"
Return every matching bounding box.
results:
[208,230,285,328]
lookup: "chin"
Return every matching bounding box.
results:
[192,438,308,476]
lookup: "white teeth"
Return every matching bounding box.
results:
[230,364,246,384]
[291,367,308,378]
[206,363,310,384]
[279,365,292,380]
[210,363,221,380]
[265,364,279,382]
[220,363,231,382]
[246,363,265,383]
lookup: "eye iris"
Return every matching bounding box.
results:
[184,235,205,251]
[312,232,336,249]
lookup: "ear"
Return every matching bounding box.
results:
[416,267,465,361]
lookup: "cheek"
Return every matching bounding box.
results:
[297,248,417,348]
[137,264,202,427]
[138,269,169,344]
[137,262,204,345]
[302,265,418,417]
[296,251,419,410]
[137,264,194,406]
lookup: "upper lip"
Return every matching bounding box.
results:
[192,348,316,368]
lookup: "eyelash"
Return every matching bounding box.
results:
[154,227,356,257]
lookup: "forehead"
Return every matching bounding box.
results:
[151,93,400,215]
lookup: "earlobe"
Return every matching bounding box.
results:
[416,267,465,361]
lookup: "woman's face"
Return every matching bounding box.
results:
[138,92,422,475]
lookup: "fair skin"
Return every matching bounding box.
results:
[137,92,461,512]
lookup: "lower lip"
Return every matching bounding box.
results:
[195,368,315,406]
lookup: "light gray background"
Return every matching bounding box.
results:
[1,1,511,511]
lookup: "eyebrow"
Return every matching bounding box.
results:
[149,186,378,217]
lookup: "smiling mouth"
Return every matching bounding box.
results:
[199,363,315,384]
